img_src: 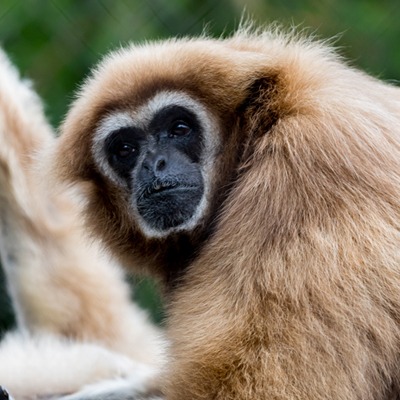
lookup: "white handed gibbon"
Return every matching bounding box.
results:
[0,48,165,400]
[52,26,400,400]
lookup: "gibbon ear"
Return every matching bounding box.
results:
[237,72,286,159]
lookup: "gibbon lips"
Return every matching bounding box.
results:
[136,180,204,230]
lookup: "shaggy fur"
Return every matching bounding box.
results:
[53,28,400,399]
[0,48,164,399]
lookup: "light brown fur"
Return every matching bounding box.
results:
[54,28,400,399]
[0,48,164,399]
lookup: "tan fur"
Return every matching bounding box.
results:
[54,28,400,399]
[0,48,164,399]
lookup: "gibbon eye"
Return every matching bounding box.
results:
[104,127,142,177]
[116,143,136,158]
[169,121,192,137]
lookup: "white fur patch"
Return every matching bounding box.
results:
[0,331,156,399]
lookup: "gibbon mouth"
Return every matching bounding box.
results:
[143,180,200,197]
[136,179,204,231]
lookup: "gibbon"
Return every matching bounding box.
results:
[0,48,165,399]
[52,27,400,400]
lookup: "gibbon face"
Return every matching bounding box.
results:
[92,91,220,238]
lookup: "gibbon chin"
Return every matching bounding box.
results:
[0,48,165,399]
[53,27,400,400]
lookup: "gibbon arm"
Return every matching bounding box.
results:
[0,48,165,399]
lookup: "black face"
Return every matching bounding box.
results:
[105,105,205,233]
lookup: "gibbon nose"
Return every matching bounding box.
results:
[142,151,169,177]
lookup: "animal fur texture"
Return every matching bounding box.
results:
[52,26,400,400]
[0,48,165,399]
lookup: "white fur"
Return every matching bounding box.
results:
[59,376,161,400]
[0,332,154,399]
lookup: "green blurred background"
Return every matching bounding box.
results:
[0,0,399,334]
